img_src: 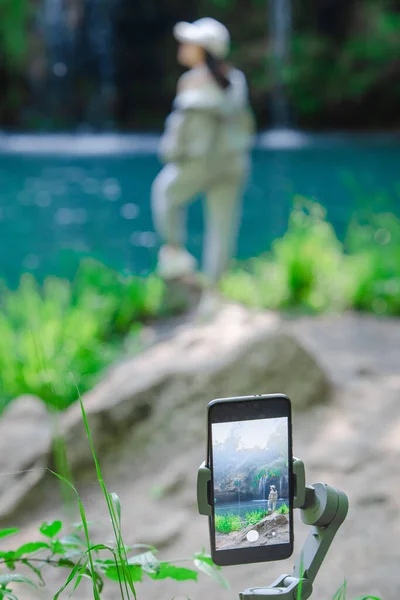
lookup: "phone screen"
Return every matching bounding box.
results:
[208,396,293,566]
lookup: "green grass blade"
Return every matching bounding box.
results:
[76,393,136,599]
[0,574,36,588]
[333,580,347,600]
[52,557,86,599]
[48,470,101,599]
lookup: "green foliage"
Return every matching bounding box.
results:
[2,0,400,129]
[0,395,229,599]
[39,521,63,539]
[0,0,30,67]
[0,259,165,411]
[221,197,400,316]
[215,513,242,533]
[276,2,400,123]
[276,504,289,515]
[345,211,400,315]
[244,510,267,526]
[0,520,225,598]
[221,197,348,312]
[206,0,400,127]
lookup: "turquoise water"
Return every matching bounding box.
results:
[215,498,289,518]
[0,133,399,285]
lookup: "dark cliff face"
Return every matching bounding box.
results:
[2,0,400,130]
[214,471,289,504]
[213,446,289,504]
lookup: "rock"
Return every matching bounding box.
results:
[0,396,52,519]
[3,311,400,600]
[215,513,290,550]
[63,304,332,470]
[239,513,289,540]
[162,275,202,315]
[136,509,189,549]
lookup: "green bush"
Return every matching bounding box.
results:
[221,197,352,313]
[215,513,243,534]
[244,510,267,526]
[221,197,400,317]
[276,503,289,515]
[345,211,400,315]
[285,3,400,123]
[0,259,165,411]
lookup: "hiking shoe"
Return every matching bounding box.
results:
[156,245,197,280]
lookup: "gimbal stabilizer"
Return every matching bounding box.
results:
[197,457,348,599]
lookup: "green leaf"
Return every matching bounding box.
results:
[53,557,86,599]
[0,573,36,588]
[57,558,76,569]
[110,492,121,525]
[0,551,16,560]
[69,562,104,595]
[128,551,160,575]
[149,563,198,582]
[57,534,87,558]
[194,557,229,589]
[14,542,50,558]
[129,543,158,553]
[50,539,68,555]
[70,562,88,594]
[48,470,102,600]
[0,529,19,540]
[0,590,19,600]
[21,560,45,587]
[193,552,215,567]
[105,563,143,583]
[39,520,62,538]
[75,570,104,593]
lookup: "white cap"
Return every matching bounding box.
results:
[173,17,230,59]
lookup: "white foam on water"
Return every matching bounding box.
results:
[258,128,312,150]
[0,133,161,156]
[0,131,398,156]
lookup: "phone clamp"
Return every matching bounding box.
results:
[197,458,349,600]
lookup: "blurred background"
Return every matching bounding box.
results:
[0,0,399,285]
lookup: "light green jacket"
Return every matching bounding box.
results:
[159,65,255,166]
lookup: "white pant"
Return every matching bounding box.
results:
[151,156,248,284]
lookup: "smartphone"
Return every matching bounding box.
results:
[207,394,293,566]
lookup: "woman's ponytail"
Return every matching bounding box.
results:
[205,51,231,90]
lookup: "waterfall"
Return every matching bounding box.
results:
[85,0,118,125]
[37,0,118,127]
[268,0,292,129]
[258,474,267,501]
[41,0,72,114]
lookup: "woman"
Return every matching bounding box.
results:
[151,17,254,314]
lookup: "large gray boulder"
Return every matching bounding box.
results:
[0,395,52,519]
[63,304,332,469]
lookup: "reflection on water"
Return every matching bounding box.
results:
[0,133,399,285]
[215,498,289,518]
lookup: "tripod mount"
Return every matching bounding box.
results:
[197,457,348,599]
